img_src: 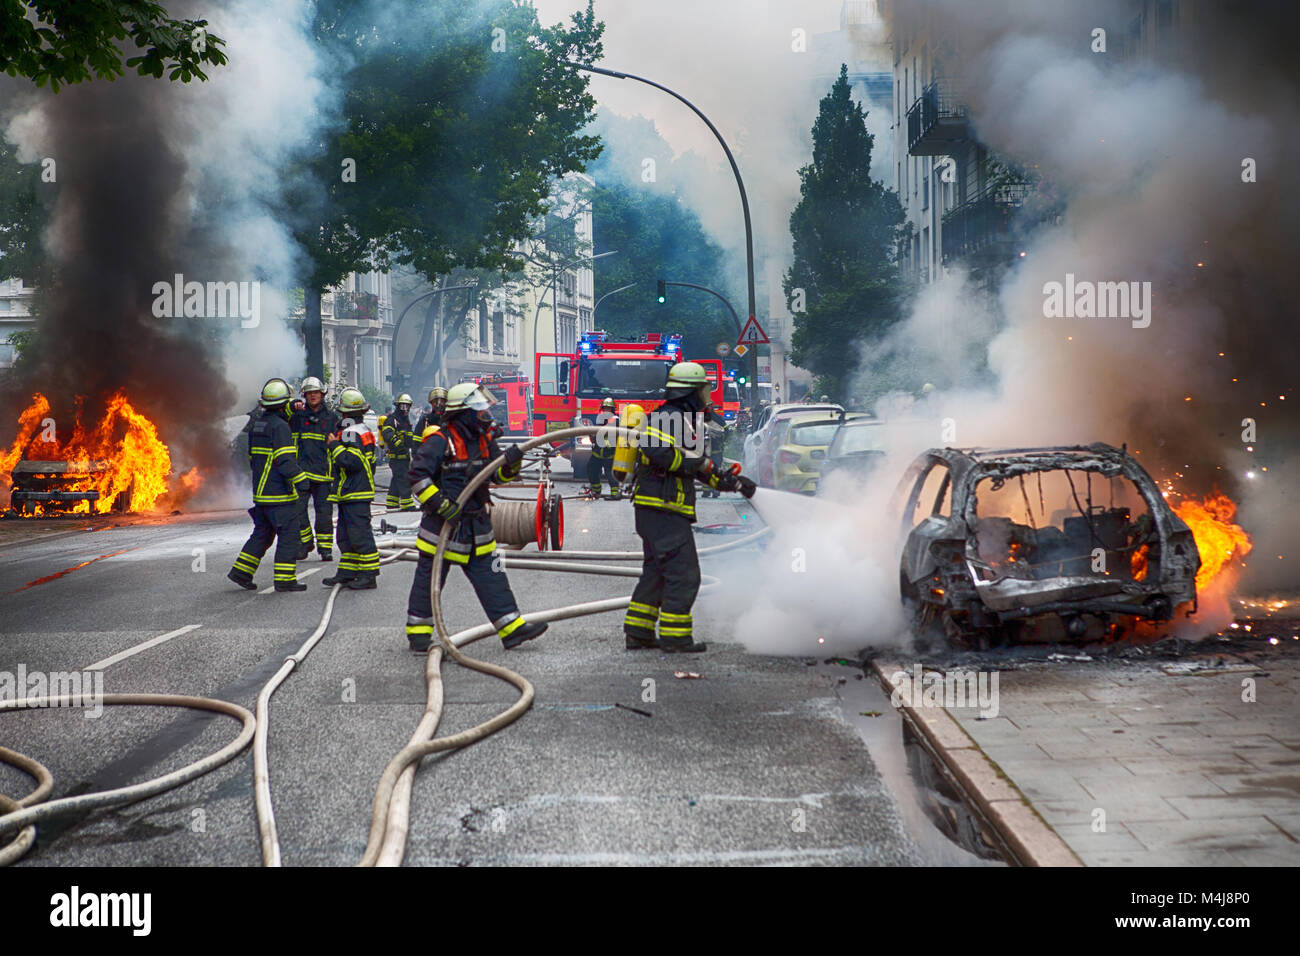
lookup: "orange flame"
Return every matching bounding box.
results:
[1174,492,1252,591]
[1,391,182,515]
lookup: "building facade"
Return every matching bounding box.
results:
[0,277,35,369]
[321,269,394,394]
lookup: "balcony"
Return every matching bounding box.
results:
[941,181,1034,264]
[906,79,969,156]
[332,290,381,327]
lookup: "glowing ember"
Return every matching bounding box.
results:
[1,391,182,515]
[1174,492,1252,591]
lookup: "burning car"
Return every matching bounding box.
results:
[895,443,1201,647]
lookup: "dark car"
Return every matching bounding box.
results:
[894,443,1200,648]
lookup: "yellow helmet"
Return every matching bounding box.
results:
[260,378,292,408]
[428,386,447,404]
[395,393,413,407]
[338,387,368,416]
[445,382,494,414]
[665,362,711,404]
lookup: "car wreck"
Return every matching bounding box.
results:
[895,444,1201,647]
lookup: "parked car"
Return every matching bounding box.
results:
[815,418,889,497]
[743,402,843,486]
[894,443,1200,648]
[770,412,869,494]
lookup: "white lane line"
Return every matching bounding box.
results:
[86,624,203,672]
[258,566,322,595]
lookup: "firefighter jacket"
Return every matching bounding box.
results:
[328,420,377,503]
[631,399,724,522]
[290,403,341,482]
[592,410,619,459]
[413,408,442,440]
[409,419,521,517]
[381,410,415,462]
[248,408,308,505]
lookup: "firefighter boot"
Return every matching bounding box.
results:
[227,569,257,591]
[659,637,707,653]
[274,580,308,592]
[346,573,378,590]
[322,570,356,586]
[501,620,548,649]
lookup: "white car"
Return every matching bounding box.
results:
[742,402,843,486]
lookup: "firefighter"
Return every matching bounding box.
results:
[404,382,546,653]
[290,376,341,560]
[413,386,446,438]
[382,393,417,510]
[227,378,311,593]
[624,362,756,652]
[586,396,620,499]
[322,388,381,589]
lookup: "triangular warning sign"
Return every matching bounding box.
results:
[737,316,769,345]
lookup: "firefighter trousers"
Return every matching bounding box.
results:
[296,480,334,553]
[231,503,300,586]
[335,500,379,578]
[586,451,616,493]
[623,507,701,644]
[387,457,413,509]
[405,515,525,644]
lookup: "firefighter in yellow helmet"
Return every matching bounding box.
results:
[414,386,447,439]
[623,362,755,652]
[322,388,381,588]
[290,376,341,560]
[228,378,311,592]
[586,396,619,498]
[382,393,417,510]
[404,382,544,652]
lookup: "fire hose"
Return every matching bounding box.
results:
[1,426,768,867]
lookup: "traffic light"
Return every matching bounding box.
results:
[737,375,747,385]
[656,279,666,304]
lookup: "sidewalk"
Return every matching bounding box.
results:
[875,632,1300,866]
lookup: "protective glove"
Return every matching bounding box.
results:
[431,494,462,521]
[502,444,524,468]
[296,480,311,495]
[735,475,757,499]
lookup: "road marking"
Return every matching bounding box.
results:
[259,566,322,595]
[86,623,203,672]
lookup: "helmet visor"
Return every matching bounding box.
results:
[465,386,494,412]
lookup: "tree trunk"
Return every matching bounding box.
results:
[304,287,323,379]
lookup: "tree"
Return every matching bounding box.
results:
[284,0,604,377]
[590,181,735,361]
[0,1,227,90]
[784,65,907,399]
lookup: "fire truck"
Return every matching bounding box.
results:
[457,371,532,436]
[532,331,725,476]
[709,366,742,424]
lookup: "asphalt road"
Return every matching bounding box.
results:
[0,469,977,866]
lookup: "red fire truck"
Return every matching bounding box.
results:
[459,371,532,436]
[708,366,742,425]
[532,331,725,476]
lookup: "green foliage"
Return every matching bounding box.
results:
[359,384,392,412]
[784,65,907,401]
[0,1,227,90]
[589,181,736,361]
[284,0,604,296]
[0,140,53,287]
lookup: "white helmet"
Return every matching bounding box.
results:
[444,382,494,414]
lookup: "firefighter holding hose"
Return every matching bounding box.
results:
[228,378,312,593]
[290,376,340,561]
[322,388,381,589]
[382,394,417,510]
[623,362,756,652]
[404,382,547,653]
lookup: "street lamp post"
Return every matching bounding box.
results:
[570,62,761,413]
[592,282,636,322]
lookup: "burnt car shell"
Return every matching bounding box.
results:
[894,443,1200,645]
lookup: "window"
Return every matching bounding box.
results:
[536,355,570,396]
[491,310,504,353]
[478,306,489,351]
[907,462,952,530]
